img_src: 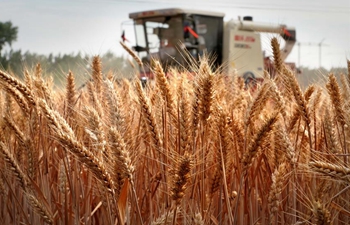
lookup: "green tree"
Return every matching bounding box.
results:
[5,49,23,76]
[0,21,18,57]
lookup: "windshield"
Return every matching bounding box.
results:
[134,16,182,52]
[145,21,169,53]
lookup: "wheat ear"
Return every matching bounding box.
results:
[242,112,279,170]
[86,81,104,119]
[271,38,294,102]
[340,73,350,106]
[218,108,232,168]
[38,99,115,193]
[0,70,36,107]
[245,82,271,128]
[271,37,283,73]
[268,162,287,224]
[178,77,192,154]
[326,73,346,127]
[313,200,332,225]
[108,127,134,188]
[65,71,77,124]
[171,152,193,225]
[58,131,116,193]
[0,140,29,192]
[191,77,201,137]
[198,58,215,123]
[84,106,107,161]
[283,66,313,148]
[135,80,163,151]
[324,110,341,154]
[104,80,125,130]
[285,67,311,126]
[3,85,30,115]
[26,193,54,224]
[91,56,103,96]
[4,117,37,179]
[274,124,296,165]
[209,108,230,196]
[270,81,287,121]
[0,174,5,196]
[288,85,314,132]
[171,152,193,204]
[153,60,176,119]
[4,116,25,157]
[24,69,32,89]
[309,160,350,183]
[34,63,42,78]
[120,41,143,67]
[347,59,350,86]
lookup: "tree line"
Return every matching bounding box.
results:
[0,21,136,87]
[1,49,135,86]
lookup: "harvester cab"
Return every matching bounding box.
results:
[126,8,296,82]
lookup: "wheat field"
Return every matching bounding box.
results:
[0,38,349,225]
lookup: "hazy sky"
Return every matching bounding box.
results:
[1,0,350,69]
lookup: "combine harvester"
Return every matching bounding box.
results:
[123,8,297,85]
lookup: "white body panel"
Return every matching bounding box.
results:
[223,29,264,79]
[223,18,296,78]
